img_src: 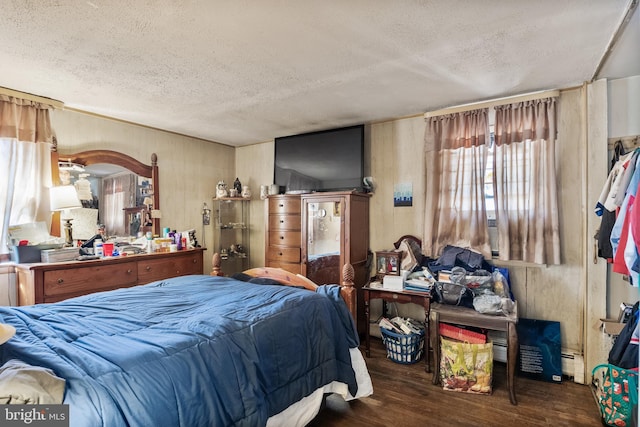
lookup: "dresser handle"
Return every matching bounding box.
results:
[57,278,64,284]
[127,269,132,274]
[192,259,197,263]
[279,220,284,223]
[278,203,284,207]
[279,236,284,240]
[146,266,151,271]
[278,252,283,256]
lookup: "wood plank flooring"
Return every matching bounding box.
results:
[309,338,603,427]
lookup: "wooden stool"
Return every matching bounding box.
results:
[430,302,519,405]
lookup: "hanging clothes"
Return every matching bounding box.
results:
[611,153,640,279]
[596,141,631,260]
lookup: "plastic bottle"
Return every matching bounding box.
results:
[94,239,104,257]
[146,231,153,253]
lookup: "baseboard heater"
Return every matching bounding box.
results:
[488,331,585,384]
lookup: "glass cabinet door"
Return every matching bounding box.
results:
[305,200,341,285]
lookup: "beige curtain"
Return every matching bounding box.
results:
[0,95,54,254]
[493,97,560,264]
[423,109,491,258]
[102,174,136,237]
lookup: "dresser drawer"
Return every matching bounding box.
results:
[267,246,301,263]
[138,253,203,283]
[268,231,301,247]
[269,214,301,231]
[269,197,301,215]
[43,262,138,297]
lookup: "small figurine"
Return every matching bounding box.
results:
[216,180,228,198]
[241,185,251,198]
[233,177,242,194]
[188,230,200,248]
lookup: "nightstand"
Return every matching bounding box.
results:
[362,285,432,373]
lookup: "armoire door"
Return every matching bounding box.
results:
[302,197,344,286]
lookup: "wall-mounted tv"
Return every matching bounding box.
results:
[274,124,364,194]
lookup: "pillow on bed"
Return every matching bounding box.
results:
[230,272,286,286]
[396,238,423,272]
[0,359,65,404]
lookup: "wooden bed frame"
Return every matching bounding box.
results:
[210,252,357,323]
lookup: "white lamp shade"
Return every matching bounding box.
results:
[50,185,82,212]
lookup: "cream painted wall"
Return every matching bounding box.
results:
[51,109,235,274]
[235,142,274,267]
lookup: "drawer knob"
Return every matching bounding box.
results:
[192,259,197,263]
[279,236,284,240]
[57,278,64,284]
[127,269,132,274]
[278,203,284,207]
[279,220,284,223]
[278,252,283,256]
[146,266,151,271]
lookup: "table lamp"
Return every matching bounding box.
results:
[50,185,82,247]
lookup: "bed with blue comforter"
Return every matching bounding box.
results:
[0,274,371,426]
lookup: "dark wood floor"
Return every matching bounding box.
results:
[309,338,603,427]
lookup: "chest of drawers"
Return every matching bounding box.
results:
[265,195,302,273]
[15,248,205,305]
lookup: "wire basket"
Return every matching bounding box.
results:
[380,327,425,364]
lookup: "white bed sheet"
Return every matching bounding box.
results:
[266,348,373,427]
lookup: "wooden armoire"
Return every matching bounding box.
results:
[265,191,370,333]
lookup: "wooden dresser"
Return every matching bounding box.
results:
[15,248,205,305]
[265,195,302,274]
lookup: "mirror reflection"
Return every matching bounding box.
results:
[59,162,154,239]
[306,201,341,286]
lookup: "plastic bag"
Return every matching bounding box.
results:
[592,363,638,426]
[440,337,493,394]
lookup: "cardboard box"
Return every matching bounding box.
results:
[601,319,626,337]
[382,275,404,291]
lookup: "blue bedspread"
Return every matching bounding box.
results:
[0,275,359,426]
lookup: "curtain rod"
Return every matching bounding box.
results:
[0,86,64,109]
[424,89,560,118]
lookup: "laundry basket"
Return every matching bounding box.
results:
[380,327,425,364]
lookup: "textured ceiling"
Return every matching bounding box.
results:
[0,1,638,147]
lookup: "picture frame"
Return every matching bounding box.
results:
[375,250,402,280]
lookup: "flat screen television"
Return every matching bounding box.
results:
[274,124,364,194]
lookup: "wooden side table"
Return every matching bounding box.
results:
[362,286,431,372]
[430,302,519,405]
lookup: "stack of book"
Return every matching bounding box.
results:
[41,247,80,263]
[403,278,433,293]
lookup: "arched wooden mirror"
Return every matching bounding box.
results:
[52,150,159,239]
